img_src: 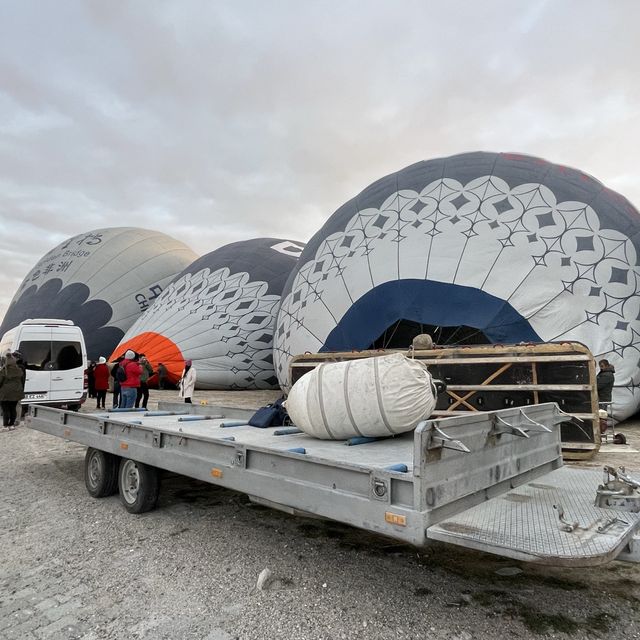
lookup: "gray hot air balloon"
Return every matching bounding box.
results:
[0,227,198,360]
[114,237,305,389]
[274,152,640,420]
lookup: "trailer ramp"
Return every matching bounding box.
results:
[427,466,640,566]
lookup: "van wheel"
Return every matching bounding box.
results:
[84,448,119,498]
[118,458,160,514]
[68,404,81,412]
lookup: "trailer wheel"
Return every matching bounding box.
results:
[118,458,160,514]
[84,448,119,498]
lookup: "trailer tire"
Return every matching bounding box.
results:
[84,448,119,498]
[118,458,160,514]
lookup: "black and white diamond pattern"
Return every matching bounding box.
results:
[273,175,640,421]
[119,266,283,390]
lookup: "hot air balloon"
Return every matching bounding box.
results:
[114,238,305,389]
[0,227,197,360]
[274,152,640,420]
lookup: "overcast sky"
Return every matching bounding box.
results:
[0,0,638,321]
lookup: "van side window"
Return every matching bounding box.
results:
[52,342,83,370]
[18,340,83,371]
[18,341,52,371]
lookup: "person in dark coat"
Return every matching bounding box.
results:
[94,357,110,409]
[135,355,154,410]
[11,351,27,422]
[12,351,26,385]
[157,363,168,390]
[110,356,124,409]
[597,359,615,404]
[87,361,96,398]
[0,353,26,429]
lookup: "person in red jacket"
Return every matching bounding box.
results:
[120,350,143,409]
[94,357,110,409]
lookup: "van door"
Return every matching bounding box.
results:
[49,329,85,404]
[18,327,53,402]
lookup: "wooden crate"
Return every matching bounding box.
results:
[289,342,599,460]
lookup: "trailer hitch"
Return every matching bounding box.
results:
[595,467,640,512]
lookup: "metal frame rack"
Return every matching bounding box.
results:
[289,342,600,460]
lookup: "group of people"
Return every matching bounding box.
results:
[0,351,25,429]
[92,352,197,411]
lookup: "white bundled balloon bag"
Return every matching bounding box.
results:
[285,352,436,439]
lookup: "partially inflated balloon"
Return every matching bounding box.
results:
[0,227,197,359]
[115,238,304,389]
[274,152,640,419]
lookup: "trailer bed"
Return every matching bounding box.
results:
[26,403,640,566]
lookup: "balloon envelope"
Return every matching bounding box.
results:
[0,227,197,360]
[115,237,305,389]
[274,152,640,419]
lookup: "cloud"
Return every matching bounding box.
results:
[0,0,639,319]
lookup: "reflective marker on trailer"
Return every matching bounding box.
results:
[210,468,223,478]
[385,512,407,527]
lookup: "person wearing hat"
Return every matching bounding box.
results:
[119,350,143,409]
[0,353,25,429]
[94,356,110,410]
[179,359,197,403]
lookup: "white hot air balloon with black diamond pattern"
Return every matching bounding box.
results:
[115,238,304,389]
[274,152,640,421]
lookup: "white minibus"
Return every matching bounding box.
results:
[0,319,87,410]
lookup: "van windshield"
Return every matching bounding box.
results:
[19,340,83,371]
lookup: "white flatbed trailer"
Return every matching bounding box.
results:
[26,402,640,567]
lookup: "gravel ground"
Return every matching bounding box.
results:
[1,391,640,640]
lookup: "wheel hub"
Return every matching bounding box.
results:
[88,453,102,489]
[121,460,140,504]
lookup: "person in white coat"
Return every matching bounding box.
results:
[179,359,197,403]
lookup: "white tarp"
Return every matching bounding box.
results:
[285,352,436,439]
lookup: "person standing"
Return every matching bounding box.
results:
[597,359,615,406]
[179,360,197,404]
[87,361,96,398]
[135,355,154,410]
[94,357,110,409]
[110,357,123,409]
[119,350,142,409]
[12,351,27,423]
[12,351,26,385]
[157,362,168,390]
[0,353,26,429]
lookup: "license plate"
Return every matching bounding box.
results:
[24,393,47,400]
